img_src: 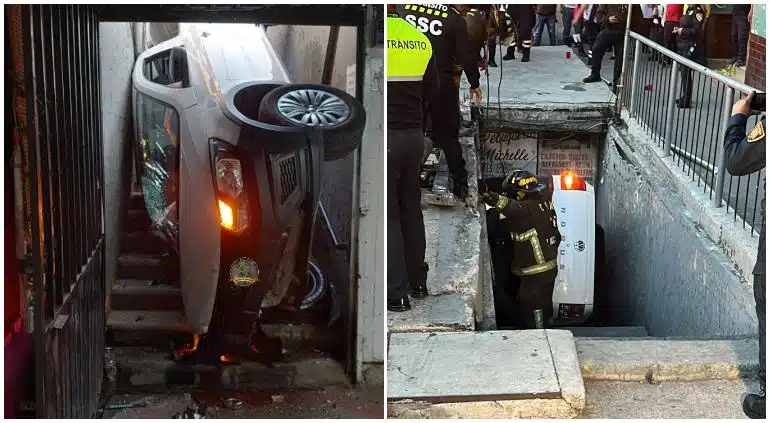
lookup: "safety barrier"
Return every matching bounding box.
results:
[620,31,765,235]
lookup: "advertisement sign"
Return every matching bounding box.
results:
[538,137,597,182]
[479,130,538,178]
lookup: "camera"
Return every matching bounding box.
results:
[750,92,765,112]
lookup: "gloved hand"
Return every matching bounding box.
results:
[481,191,500,206]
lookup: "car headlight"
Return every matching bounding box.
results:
[210,138,249,232]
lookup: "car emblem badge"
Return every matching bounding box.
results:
[230,257,259,287]
[575,240,585,252]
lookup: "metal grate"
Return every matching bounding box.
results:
[19,4,105,418]
[278,154,299,203]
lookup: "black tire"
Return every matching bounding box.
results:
[258,84,366,161]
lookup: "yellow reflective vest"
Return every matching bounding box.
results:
[386,16,433,82]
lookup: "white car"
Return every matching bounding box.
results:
[547,170,598,326]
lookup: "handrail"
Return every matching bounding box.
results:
[627,31,764,95]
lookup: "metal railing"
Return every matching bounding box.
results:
[620,31,765,236]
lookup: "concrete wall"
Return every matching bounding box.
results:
[100,22,137,302]
[596,124,758,338]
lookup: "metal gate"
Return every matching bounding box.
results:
[16,4,105,418]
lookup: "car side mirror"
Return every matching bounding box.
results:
[169,46,190,88]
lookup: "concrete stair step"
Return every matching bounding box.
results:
[110,279,183,311]
[125,208,152,232]
[387,330,585,419]
[117,252,177,281]
[108,310,192,334]
[122,230,170,255]
[564,326,648,338]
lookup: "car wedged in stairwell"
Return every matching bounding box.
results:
[131,23,365,345]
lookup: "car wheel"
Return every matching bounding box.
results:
[257,84,366,161]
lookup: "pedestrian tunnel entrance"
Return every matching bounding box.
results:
[387,46,758,342]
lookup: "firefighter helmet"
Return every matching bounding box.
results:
[502,169,540,199]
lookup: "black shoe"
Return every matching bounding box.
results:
[577,46,588,57]
[410,285,429,298]
[583,73,601,83]
[675,98,691,109]
[502,46,516,61]
[488,58,498,67]
[728,58,738,66]
[387,297,411,312]
[521,50,530,63]
[735,60,746,67]
[743,389,765,419]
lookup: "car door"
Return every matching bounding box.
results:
[133,43,196,246]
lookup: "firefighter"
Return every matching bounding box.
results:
[672,4,706,109]
[482,170,562,328]
[386,6,440,312]
[582,4,627,86]
[505,4,535,62]
[397,4,482,201]
[488,5,516,66]
[462,5,491,70]
[724,92,765,419]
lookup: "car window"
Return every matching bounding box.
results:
[143,49,185,86]
[135,91,180,235]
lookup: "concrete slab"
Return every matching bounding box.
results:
[576,338,760,382]
[566,326,649,338]
[387,292,474,332]
[461,46,615,133]
[583,379,757,419]
[387,330,586,418]
[388,331,560,402]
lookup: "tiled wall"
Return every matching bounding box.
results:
[745,33,766,90]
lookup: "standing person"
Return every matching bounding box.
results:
[730,4,752,67]
[662,3,684,61]
[640,4,657,56]
[505,4,535,62]
[481,170,562,329]
[490,5,517,63]
[397,4,483,201]
[533,4,557,46]
[672,4,706,109]
[386,6,440,312]
[582,4,627,86]
[723,91,765,419]
[561,4,577,46]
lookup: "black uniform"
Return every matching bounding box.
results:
[724,114,766,402]
[676,5,706,108]
[731,5,751,65]
[585,5,627,85]
[387,13,440,305]
[506,4,535,61]
[398,4,481,198]
[488,193,561,328]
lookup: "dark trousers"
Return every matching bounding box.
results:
[677,44,704,106]
[428,75,467,186]
[590,28,624,83]
[515,269,557,329]
[387,128,427,300]
[755,273,766,389]
[488,35,497,61]
[561,7,574,44]
[731,12,750,62]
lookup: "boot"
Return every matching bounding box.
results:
[502,46,516,61]
[387,297,411,312]
[743,387,765,419]
[521,48,530,62]
[576,44,588,57]
[583,72,601,83]
[488,58,498,67]
[409,262,429,298]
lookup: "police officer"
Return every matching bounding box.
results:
[672,4,706,109]
[504,4,535,62]
[724,91,765,419]
[398,4,482,201]
[482,170,562,328]
[386,6,440,312]
[583,4,627,86]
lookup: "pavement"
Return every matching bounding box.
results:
[101,386,384,419]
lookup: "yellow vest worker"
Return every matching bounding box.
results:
[386,11,439,312]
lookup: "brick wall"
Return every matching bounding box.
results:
[745,33,766,91]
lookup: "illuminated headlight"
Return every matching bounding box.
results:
[211,138,249,232]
